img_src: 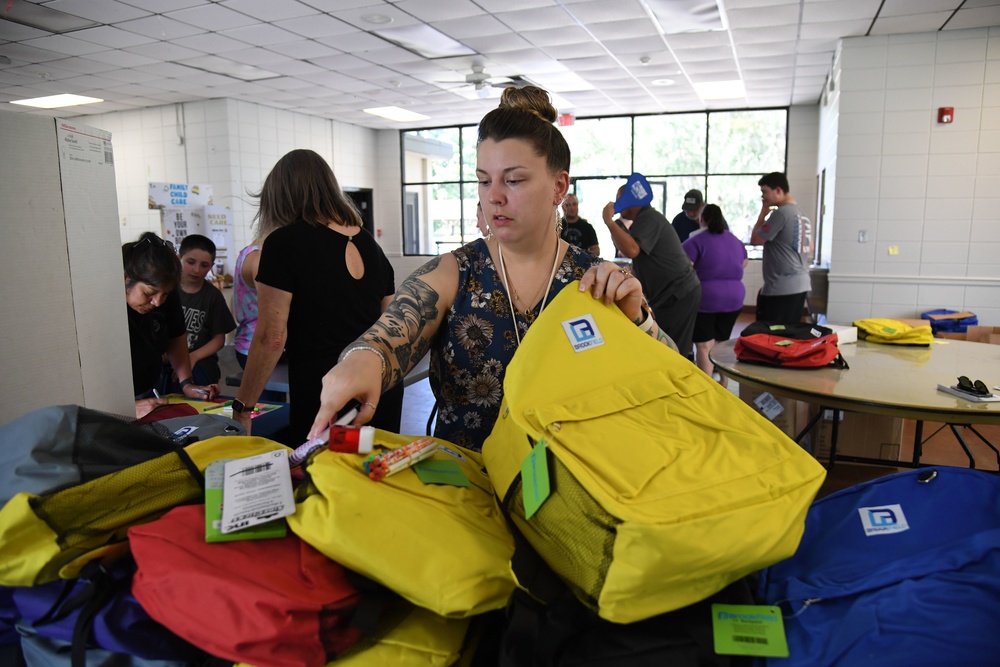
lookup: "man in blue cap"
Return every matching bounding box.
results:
[603,173,701,360]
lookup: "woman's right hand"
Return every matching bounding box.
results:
[308,346,384,440]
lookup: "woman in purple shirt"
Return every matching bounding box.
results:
[682,204,748,387]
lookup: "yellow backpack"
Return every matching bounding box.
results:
[288,431,516,619]
[853,318,934,346]
[482,283,827,624]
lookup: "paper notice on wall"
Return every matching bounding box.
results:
[204,205,235,275]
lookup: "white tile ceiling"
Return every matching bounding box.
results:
[1,0,998,129]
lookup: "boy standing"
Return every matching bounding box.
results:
[751,172,812,323]
[175,235,236,386]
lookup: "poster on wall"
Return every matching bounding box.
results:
[148,182,213,209]
[162,206,204,247]
[204,205,235,276]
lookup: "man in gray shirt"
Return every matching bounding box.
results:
[751,172,812,323]
[604,172,701,359]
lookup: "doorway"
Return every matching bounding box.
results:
[344,188,374,237]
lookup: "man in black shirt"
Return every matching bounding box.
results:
[672,189,704,243]
[560,193,600,255]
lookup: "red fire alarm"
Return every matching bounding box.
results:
[558,113,575,127]
[937,107,954,124]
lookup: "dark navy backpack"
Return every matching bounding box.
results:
[756,467,1000,667]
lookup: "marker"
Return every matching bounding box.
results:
[202,400,233,413]
[363,437,438,481]
[152,388,161,399]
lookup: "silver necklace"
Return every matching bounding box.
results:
[496,237,562,346]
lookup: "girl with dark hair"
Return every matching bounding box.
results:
[123,232,219,411]
[232,149,402,443]
[307,86,674,452]
[682,203,748,386]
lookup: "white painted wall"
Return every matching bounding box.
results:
[824,27,1000,325]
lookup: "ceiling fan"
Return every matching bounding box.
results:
[438,65,527,98]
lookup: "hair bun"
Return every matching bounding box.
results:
[498,86,557,124]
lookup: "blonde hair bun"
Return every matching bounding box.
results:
[498,86,557,124]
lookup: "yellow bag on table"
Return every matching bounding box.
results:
[288,432,516,618]
[483,283,827,624]
[854,317,934,346]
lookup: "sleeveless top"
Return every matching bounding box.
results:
[430,238,602,451]
[232,244,259,355]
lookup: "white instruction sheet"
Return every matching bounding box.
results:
[220,450,295,534]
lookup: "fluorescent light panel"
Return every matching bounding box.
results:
[693,80,745,100]
[11,94,104,109]
[372,24,475,59]
[2,2,97,32]
[363,106,430,122]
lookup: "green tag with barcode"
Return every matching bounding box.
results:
[711,604,788,657]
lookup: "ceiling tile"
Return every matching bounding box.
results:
[869,13,952,35]
[166,5,260,31]
[945,6,1000,30]
[219,23,306,47]
[218,0,320,22]
[394,0,486,22]
[272,14,358,39]
[171,32,254,55]
[45,0,151,24]
[21,34,110,57]
[66,25,157,49]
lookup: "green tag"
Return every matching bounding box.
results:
[711,604,789,657]
[775,339,793,346]
[413,459,470,487]
[881,326,897,333]
[521,439,551,519]
[769,324,786,331]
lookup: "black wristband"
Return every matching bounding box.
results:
[178,377,194,389]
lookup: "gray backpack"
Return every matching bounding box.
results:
[0,405,243,505]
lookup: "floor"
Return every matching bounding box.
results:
[219,310,999,498]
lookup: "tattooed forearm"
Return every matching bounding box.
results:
[368,272,441,377]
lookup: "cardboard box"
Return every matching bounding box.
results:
[964,326,1000,345]
[811,409,902,462]
[739,385,812,446]
[936,332,967,341]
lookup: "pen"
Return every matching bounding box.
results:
[202,400,233,413]
[152,388,161,399]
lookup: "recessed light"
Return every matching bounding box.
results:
[361,14,393,25]
[372,24,474,59]
[363,106,430,122]
[11,94,103,109]
[652,79,675,86]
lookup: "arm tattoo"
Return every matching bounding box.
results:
[368,257,442,386]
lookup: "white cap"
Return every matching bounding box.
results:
[358,425,375,454]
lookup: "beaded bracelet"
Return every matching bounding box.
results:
[340,344,388,377]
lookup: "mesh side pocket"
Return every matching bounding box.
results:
[31,451,203,571]
[507,455,620,613]
[74,407,179,483]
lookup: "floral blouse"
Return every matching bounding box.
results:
[429,238,602,451]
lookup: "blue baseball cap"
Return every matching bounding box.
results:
[614,172,653,214]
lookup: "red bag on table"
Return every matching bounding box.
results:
[735,322,848,369]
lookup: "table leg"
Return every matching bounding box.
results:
[960,425,1000,468]
[947,424,976,469]
[828,408,841,470]
[912,420,924,465]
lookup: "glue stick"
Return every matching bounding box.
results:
[326,424,375,454]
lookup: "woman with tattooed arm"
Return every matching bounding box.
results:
[308,87,675,452]
[233,149,403,442]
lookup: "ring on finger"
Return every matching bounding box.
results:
[619,267,632,278]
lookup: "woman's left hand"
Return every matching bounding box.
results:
[578,262,643,323]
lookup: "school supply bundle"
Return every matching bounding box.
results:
[130,503,394,667]
[288,430,516,618]
[735,322,847,369]
[756,467,1000,666]
[0,435,288,587]
[363,437,438,480]
[482,284,827,624]
[852,318,933,346]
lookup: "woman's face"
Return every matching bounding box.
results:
[476,138,568,244]
[125,279,172,314]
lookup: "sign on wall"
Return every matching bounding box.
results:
[148,181,212,209]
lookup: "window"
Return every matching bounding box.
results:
[401,108,787,257]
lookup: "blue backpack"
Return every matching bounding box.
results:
[756,467,1000,667]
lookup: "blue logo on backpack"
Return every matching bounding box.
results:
[859,504,909,535]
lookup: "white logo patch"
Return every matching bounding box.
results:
[562,315,605,352]
[858,504,909,536]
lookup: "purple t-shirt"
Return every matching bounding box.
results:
[682,231,747,313]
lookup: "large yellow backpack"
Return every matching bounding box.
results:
[853,318,934,346]
[482,283,827,623]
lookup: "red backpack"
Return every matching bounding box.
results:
[129,504,397,667]
[735,322,848,369]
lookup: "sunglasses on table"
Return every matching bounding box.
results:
[957,376,991,396]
